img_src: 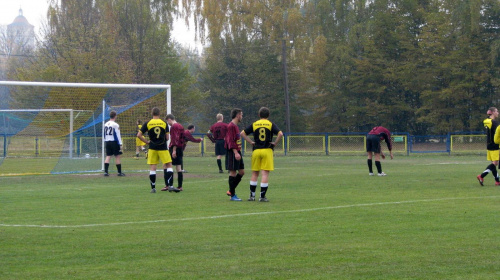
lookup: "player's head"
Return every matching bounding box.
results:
[109,110,117,119]
[136,119,141,125]
[259,107,270,119]
[187,124,195,132]
[151,107,160,117]
[166,114,175,121]
[487,107,498,117]
[216,113,223,121]
[231,108,242,120]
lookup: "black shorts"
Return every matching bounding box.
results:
[215,139,226,156]
[169,147,183,166]
[226,150,244,171]
[105,141,122,156]
[366,134,381,153]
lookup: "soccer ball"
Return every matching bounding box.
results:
[85,154,90,158]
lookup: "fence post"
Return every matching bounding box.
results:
[325,133,329,155]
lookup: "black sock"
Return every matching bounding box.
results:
[228,176,235,196]
[105,163,109,173]
[217,159,222,170]
[116,164,122,173]
[260,186,268,198]
[164,170,174,187]
[178,172,183,188]
[488,164,498,181]
[250,184,257,197]
[367,159,373,173]
[375,161,382,173]
[150,174,156,189]
[235,173,243,187]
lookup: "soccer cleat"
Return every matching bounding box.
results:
[495,181,500,186]
[369,173,374,176]
[219,170,224,173]
[168,187,181,193]
[259,197,269,202]
[150,188,156,193]
[248,196,255,201]
[230,195,242,201]
[160,186,169,191]
[117,173,126,176]
[226,190,232,196]
[104,172,109,177]
[378,172,387,176]
[177,187,183,192]
[477,175,484,186]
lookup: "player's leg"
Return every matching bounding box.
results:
[147,150,159,192]
[479,150,500,185]
[373,152,385,175]
[258,149,273,201]
[115,154,125,176]
[249,170,259,201]
[159,150,177,192]
[259,170,270,201]
[176,148,184,190]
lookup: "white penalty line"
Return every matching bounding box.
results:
[2,195,499,229]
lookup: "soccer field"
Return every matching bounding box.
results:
[1,155,499,279]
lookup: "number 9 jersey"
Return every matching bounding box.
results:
[141,119,169,150]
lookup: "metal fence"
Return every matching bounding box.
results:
[0,132,488,158]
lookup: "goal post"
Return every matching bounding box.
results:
[0,81,171,175]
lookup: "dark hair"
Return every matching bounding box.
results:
[231,108,242,119]
[259,107,270,118]
[187,124,195,130]
[136,119,141,125]
[152,107,160,116]
[109,110,117,119]
[166,114,175,120]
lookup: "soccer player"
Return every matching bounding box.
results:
[164,114,186,191]
[477,107,500,186]
[225,108,245,201]
[135,119,147,159]
[207,113,228,173]
[241,107,283,202]
[366,126,393,176]
[103,110,125,176]
[181,124,202,173]
[137,108,179,193]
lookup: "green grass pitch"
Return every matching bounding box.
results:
[1,155,499,279]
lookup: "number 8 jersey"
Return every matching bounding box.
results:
[140,119,169,150]
[243,119,281,149]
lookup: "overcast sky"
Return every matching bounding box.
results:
[0,0,201,49]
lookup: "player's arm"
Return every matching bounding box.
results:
[137,131,149,144]
[271,131,283,148]
[240,130,255,146]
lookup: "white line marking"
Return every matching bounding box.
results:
[1,196,498,228]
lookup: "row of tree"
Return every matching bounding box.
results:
[4,0,500,135]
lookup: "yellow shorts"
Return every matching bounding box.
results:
[487,150,499,162]
[251,148,274,171]
[136,137,146,146]
[147,149,172,165]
